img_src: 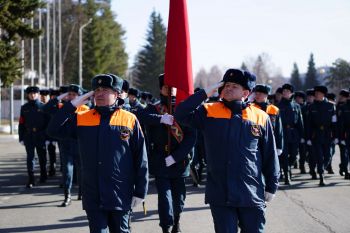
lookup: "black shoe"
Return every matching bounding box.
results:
[327,167,334,174]
[162,227,170,233]
[60,194,72,207]
[311,172,317,180]
[319,174,326,186]
[345,173,350,180]
[300,165,306,174]
[26,182,34,188]
[171,215,182,233]
[48,169,56,177]
[284,177,291,185]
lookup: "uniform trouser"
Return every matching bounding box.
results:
[155,176,186,228]
[311,142,332,174]
[25,143,47,178]
[47,143,56,171]
[280,142,298,174]
[61,151,81,192]
[327,143,336,169]
[306,145,315,173]
[299,143,307,168]
[85,209,130,233]
[339,144,348,172]
[210,205,266,233]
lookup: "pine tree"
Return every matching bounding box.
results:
[325,58,350,92]
[0,0,43,86]
[240,62,248,71]
[82,0,128,88]
[290,63,303,91]
[304,53,319,89]
[131,11,166,96]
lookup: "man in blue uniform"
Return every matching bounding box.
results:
[128,88,145,113]
[277,84,304,185]
[136,74,196,233]
[337,89,349,178]
[19,86,50,188]
[48,74,148,233]
[306,86,337,186]
[175,69,279,233]
[294,91,308,174]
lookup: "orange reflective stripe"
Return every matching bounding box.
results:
[266,104,279,115]
[204,102,231,119]
[77,110,100,126]
[242,106,268,127]
[109,109,136,130]
[75,104,90,113]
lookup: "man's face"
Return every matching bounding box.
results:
[314,91,325,101]
[254,92,268,103]
[41,95,50,103]
[67,91,79,101]
[295,96,304,104]
[28,92,39,101]
[128,94,137,103]
[339,95,347,103]
[282,89,292,99]
[94,87,118,106]
[275,92,282,101]
[160,85,177,97]
[307,95,314,103]
[119,90,128,100]
[221,82,249,101]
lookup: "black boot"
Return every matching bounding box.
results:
[78,187,82,200]
[171,215,182,233]
[60,191,72,207]
[49,163,56,177]
[162,226,170,233]
[344,172,350,180]
[284,169,290,185]
[300,164,306,174]
[326,166,334,174]
[310,171,317,180]
[26,173,35,188]
[319,174,326,186]
[40,170,47,183]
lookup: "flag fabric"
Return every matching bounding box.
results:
[164,0,194,106]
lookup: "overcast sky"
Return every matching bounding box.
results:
[111,0,350,77]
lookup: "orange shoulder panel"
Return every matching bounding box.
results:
[109,109,136,130]
[75,104,90,113]
[242,105,268,127]
[266,104,279,115]
[251,103,262,110]
[77,110,100,126]
[203,102,231,119]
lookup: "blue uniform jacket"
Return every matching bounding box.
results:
[174,90,279,207]
[338,100,350,143]
[47,102,148,211]
[306,99,337,144]
[252,102,284,151]
[136,102,196,178]
[277,98,304,143]
[18,100,50,146]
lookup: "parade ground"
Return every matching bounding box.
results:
[1,134,350,233]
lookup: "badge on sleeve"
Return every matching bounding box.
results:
[120,128,131,140]
[251,124,261,137]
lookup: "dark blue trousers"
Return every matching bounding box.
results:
[281,142,298,172]
[210,205,266,233]
[339,144,348,172]
[24,143,47,178]
[155,176,186,228]
[85,209,130,233]
[311,142,332,174]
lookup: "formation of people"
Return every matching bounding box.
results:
[17,68,350,233]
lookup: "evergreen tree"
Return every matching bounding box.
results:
[325,58,350,92]
[290,63,303,90]
[131,11,166,96]
[240,62,248,71]
[82,0,127,88]
[304,53,319,89]
[0,0,43,86]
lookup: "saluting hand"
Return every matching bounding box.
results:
[204,82,224,97]
[71,91,94,107]
[160,114,174,125]
[57,92,69,101]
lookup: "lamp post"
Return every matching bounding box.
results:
[79,18,92,87]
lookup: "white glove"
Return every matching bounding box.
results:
[57,93,69,101]
[307,140,312,146]
[204,82,224,97]
[276,149,283,156]
[131,196,144,208]
[45,140,50,147]
[71,91,94,107]
[20,141,24,146]
[160,114,174,126]
[165,155,176,167]
[300,138,305,144]
[265,192,275,202]
[341,140,346,146]
[333,138,339,144]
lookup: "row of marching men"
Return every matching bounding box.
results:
[249,83,350,186]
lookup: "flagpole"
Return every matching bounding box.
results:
[167,87,172,155]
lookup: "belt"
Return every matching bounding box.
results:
[27,127,43,133]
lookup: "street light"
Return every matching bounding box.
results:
[79,18,92,87]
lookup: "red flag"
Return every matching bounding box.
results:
[164,0,194,106]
